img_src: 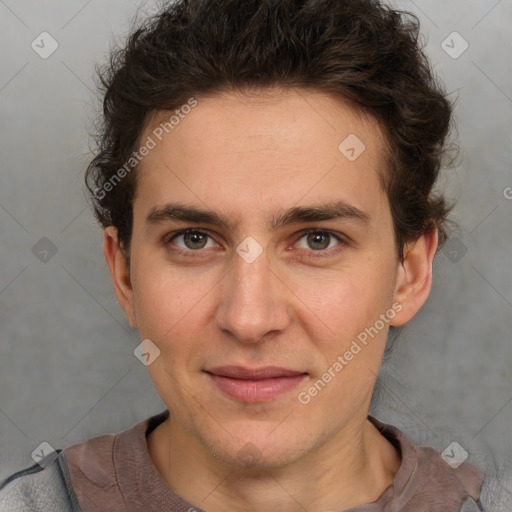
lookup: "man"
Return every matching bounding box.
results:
[0,0,488,510]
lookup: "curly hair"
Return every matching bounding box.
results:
[85,0,455,262]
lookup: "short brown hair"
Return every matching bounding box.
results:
[85,0,455,262]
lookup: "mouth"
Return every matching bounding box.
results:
[204,366,309,403]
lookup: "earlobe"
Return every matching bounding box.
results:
[103,226,138,328]
[390,228,439,327]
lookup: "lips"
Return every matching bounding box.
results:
[204,366,308,402]
[205,366,306,379]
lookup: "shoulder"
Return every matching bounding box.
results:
[0,450,81,512]
[398,443,487,511]
[63,430,118,485]
[369,415,487,511]
[61,430,127,510]
[414,442,512,511]
[56,413,165,511]
[0,431,125,512]
[416,444,485,496]
[477,458,512,512]
[0,411,168,512]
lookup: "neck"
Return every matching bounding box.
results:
[148,412,401,512]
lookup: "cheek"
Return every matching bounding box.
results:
[294,253,397,406]
[129,263,217,405]
[292,255,397,338]
[130,258,216,349]
[295,272,393,422]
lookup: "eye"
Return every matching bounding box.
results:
[167,229,217,252]
[294,229,345,253]
[164,228,347,257]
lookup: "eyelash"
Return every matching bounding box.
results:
[164,228,348,258]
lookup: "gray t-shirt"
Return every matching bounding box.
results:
[58,409,484,511]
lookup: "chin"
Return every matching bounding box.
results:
[205,430,313,470]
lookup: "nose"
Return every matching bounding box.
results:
[215,244,291,344]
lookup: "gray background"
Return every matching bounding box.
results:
[0,0,511,505]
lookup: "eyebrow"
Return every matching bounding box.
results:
[145,200,371,231]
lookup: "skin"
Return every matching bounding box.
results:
[104,87,438,512]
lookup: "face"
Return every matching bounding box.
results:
[105,88,435,468]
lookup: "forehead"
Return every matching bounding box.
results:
[134,88,390,229]
[145,87,385,151]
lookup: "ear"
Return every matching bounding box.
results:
[390,228,439,326]
[103,226,137,328]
